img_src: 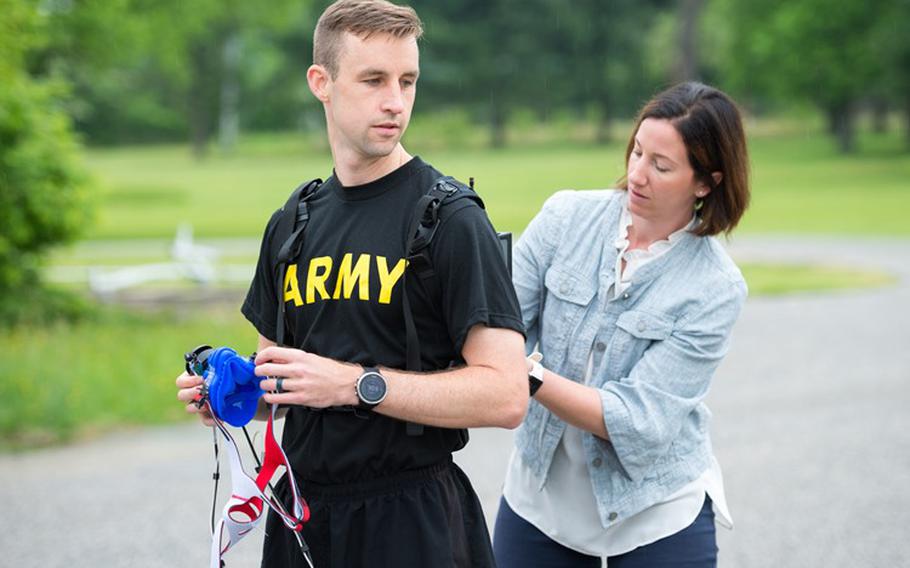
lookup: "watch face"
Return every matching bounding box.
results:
[359,372,387,404]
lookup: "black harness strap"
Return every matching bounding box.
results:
[401,177,485,436]
[275,179,322,347]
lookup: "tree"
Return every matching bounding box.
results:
[555,0,672,143]
[0,0,93,324]
[40,0,313,155]
[416,0,672,146]
[872,0,910,147]
[417,0,560,147]
[709,0,890,152]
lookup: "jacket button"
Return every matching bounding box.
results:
[592,458,603,468]
[595,342,606,352]
[637,321,646,332]
[608,512,618,521]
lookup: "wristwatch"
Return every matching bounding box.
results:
[528,352,544,397]
[356,366,388,409]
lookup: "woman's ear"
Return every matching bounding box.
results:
[306,64,331,103]
[711,171,723,188]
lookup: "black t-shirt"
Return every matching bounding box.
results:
[241,157,524,484]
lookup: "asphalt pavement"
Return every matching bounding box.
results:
[1,235,908,567]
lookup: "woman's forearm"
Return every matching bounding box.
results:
[534,367,610,440]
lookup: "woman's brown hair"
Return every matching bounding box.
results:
[620,82,750,237]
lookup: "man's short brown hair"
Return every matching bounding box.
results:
[314,0,423,78]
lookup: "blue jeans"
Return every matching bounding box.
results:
[493,495,718,568]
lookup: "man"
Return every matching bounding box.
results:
[176,1,527,566]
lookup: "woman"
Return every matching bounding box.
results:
[493,82,751,568]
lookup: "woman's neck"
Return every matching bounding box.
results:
[627,209,692,251]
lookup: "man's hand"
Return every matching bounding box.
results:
[175,371,215,426]
[255,346,361,408]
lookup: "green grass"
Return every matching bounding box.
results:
[741,262,896,295]
[0,304,254,449]
[81,120,910,240]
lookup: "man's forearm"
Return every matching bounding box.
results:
[378,360,527,429]
[255,326,528,429]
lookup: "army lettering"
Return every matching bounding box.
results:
[284,254,407,306]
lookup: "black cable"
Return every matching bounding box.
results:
[211,420,221,534]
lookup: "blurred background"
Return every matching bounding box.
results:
[1,0,908,566]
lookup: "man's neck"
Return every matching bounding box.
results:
[332,145,412,187]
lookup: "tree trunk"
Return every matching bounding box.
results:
[871,98,888,133]
[188,89,210,160]
[827,102,856,154]
[674,0,704,82]
[596,97,610,144]
[906,95,910,149]
[188,43,217,160]
[490,96,507,148]
[218,32,242,154]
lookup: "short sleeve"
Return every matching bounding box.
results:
[241,210,282,342]
[429,201,526,355]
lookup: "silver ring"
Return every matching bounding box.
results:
[275,377,285,394]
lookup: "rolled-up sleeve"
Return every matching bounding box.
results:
[599,279,747,481]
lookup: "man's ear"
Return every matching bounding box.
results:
[307,64,331,102]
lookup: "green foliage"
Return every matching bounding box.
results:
[0,305,254,448]
[704,0,906,151]
[38,0,316,150]
[17,0,910,151]
[416,0,669,145]
[0,0,94,323]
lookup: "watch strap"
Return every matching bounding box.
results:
[528,352,544,397]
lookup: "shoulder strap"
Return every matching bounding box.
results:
[401,176,485,436]
[405,176,485,279]
[274,179,322,347]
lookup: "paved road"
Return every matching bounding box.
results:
[1,236,908,567]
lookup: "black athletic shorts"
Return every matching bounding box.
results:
[260,459,496,568]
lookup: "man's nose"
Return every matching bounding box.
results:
[381,83,405,114]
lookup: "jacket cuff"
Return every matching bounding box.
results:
[598,387,653,483]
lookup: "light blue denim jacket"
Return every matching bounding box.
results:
[513,189,747,528]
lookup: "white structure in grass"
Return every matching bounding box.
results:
[88,224,220,295]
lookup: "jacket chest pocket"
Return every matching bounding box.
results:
[541,265,596,348]
[605,309,675,379]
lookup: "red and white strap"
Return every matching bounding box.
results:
[209,404,310,568]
